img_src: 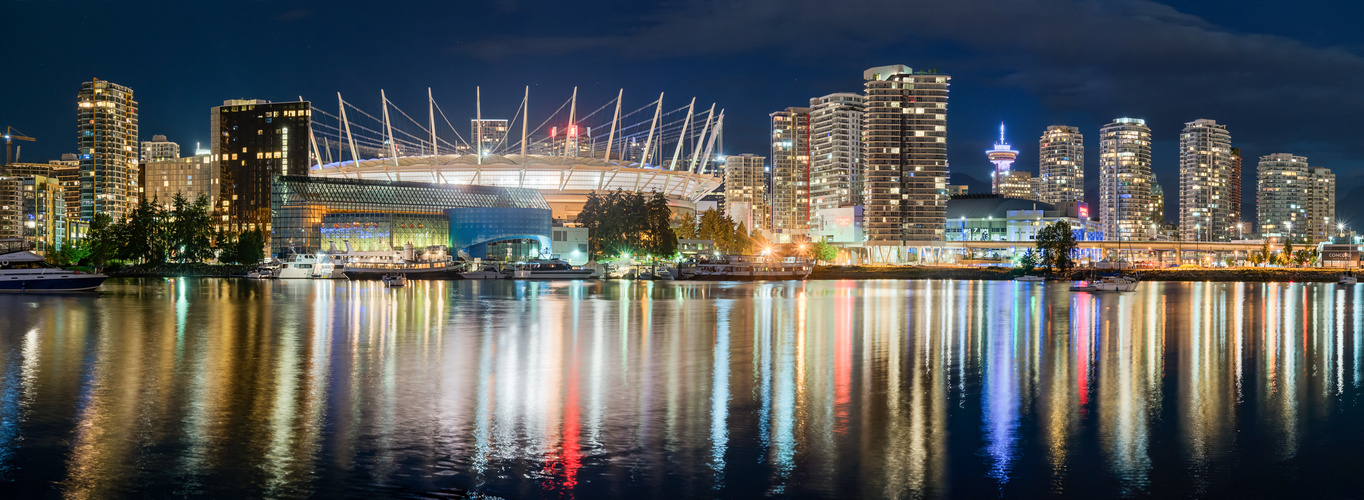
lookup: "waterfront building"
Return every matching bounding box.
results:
[77,79,139,221]
[1306,166,1336,242]
[472,119,509,156]
[770,107,812,243]
[862,65,950,248]
[269,175,552,259]
[550,226,590,265]
[1230,147,1243,230]
[987,123,1019,196]
[724,153,768,231]
[1038,125,1084,206]
[140,134,180,162]
[0,175,65,255]
[49,157,81,223]
[811,205,864,245]
[211,99,311,233]
[808,93,864,212]
[1178,119,1232,241]
[1098,118,1154,240]
[1256,153,1310,240]
[944,195,1101,243]
[141,154,218,208]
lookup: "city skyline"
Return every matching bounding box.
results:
[3,1,1362,227]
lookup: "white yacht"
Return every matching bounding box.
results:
[276,253,345,279]
[1014,275,1046,283]
[1093,275,1139,292]
[511,259,597,279]
[0,240,107,292]
[459,261,507,280]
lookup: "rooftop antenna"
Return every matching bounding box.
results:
[476,86,482,165]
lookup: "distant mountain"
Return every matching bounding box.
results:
[947,171,991,195]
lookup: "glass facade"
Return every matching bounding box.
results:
[270,175,550,256]
[448,207,552,261]
[212,100,311,233]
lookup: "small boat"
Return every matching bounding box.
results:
[276,253,344,279]
[381,274,408,287]
[511,259,597,280]
[459,261,506,280]
[1340,271,1358,286]
[0,239,107,292]
[1015,275,1046,282]
[1094,275,1139,292]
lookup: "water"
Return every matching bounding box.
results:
[0,279,1362,498]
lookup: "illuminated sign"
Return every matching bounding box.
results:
[836,217,852,227]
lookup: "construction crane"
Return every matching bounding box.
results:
[4,126,36,165]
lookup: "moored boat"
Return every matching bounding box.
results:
[381,274,408,287]
[511,259,596,280]
[0,240,107,292]
[1015,275,1046,282]
[1340,271,1358,286]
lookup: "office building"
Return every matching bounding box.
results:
[769,106,812,242]
[141,134,180,162]
[724,153,768,232]
[1098,118,1154,240]
[472,119,509,156]
[142,154,218,208]
[808,93,864,212]
[211,99,311,233]
[1038,125,1084,206]
[996,170,1034,200]
[77,79,139,221]
[862,65,950,246]
[1177,119,1232,241]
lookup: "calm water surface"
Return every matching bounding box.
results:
[0,279,1362,498]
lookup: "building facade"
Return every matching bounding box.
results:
[1177,119,1232,241]
[808,93,864,212]
[0,175,65,255]
[472,119,509,156]
[77,79,139,221]
[769,107,812,243]
[723,153,768,232]
[995,170,1034,200]
[140,134,180,162]
[1098,118,1154,240]
[1305,166,1336,242]
[1038,125,1084,206]
[862,65,950,246]
[1229,147,1243,231]
[141,154,219,208]
[1256,153,1311,241]
[211,99,311,233]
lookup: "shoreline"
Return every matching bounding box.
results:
[808,266,1355,282]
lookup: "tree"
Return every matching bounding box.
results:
[214,229,241,264]
[169,193,215,262]
[236,229,266,265]
[813,241,838,263]
[733,222,752,255]
[1034,221,1077,275]
[1019,249,1037,274]
[1282,236,1294,266]
[86,213,120,267]
[673,211,698,240]
[642,191,678,258]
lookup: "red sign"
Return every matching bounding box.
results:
[836,217,852,227]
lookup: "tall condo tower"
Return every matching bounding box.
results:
[1229,147,1242,231]
[861,65,950,245]
[723,153,769,232]
[808,93,864,213]
[1038,125,1084,206]
[769,107,812,243]
[1177,119,1232,241]
[211,99,311,234]
[1257,153,1334,242]
[77,79,139,221]
[986,122,1018,194]
[1098,117,1154,240]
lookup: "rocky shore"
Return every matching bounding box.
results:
[810,266,1353,282]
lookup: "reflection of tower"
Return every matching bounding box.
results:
[987,123,1019,195]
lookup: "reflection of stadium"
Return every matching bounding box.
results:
[309,153,721,221]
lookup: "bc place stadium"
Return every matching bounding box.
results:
[270,87,725,260]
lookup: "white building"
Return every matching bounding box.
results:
[862,65,950,248]
[1256,153,1311,240]
[770,107,811,242]
[1038,125,1084,206]
[1099,118,1154,240]
[550,226,590,265]
[1177,119,1232,241]
[140,134,180,162]
[808,93,864,212]
[1305,166,1336,242]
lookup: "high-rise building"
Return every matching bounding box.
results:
[142,154,219,208]
[211,99,311,233]
[1229,147,1243,228]
[1177,119,1232,241]
[1306,166,1336,242]
[769,106,812,243]
[1038,125,1084,206]
[0,174,65,255]
[1098,118,1154,240]
[1151,174,1165,227]
[49,156,81,221]
[77,79,139,221]
[141,134,180,162]
[472,119,509,156]
[987,123,1019,195]
[1256,153,1311,241]
[995,170,1034,200]
[808,93,864,212]
[723,153,768,232]
[862,65,950,245]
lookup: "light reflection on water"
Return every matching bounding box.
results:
[0,279,1361,498]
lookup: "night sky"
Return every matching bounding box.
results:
[4,0,1362,225]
